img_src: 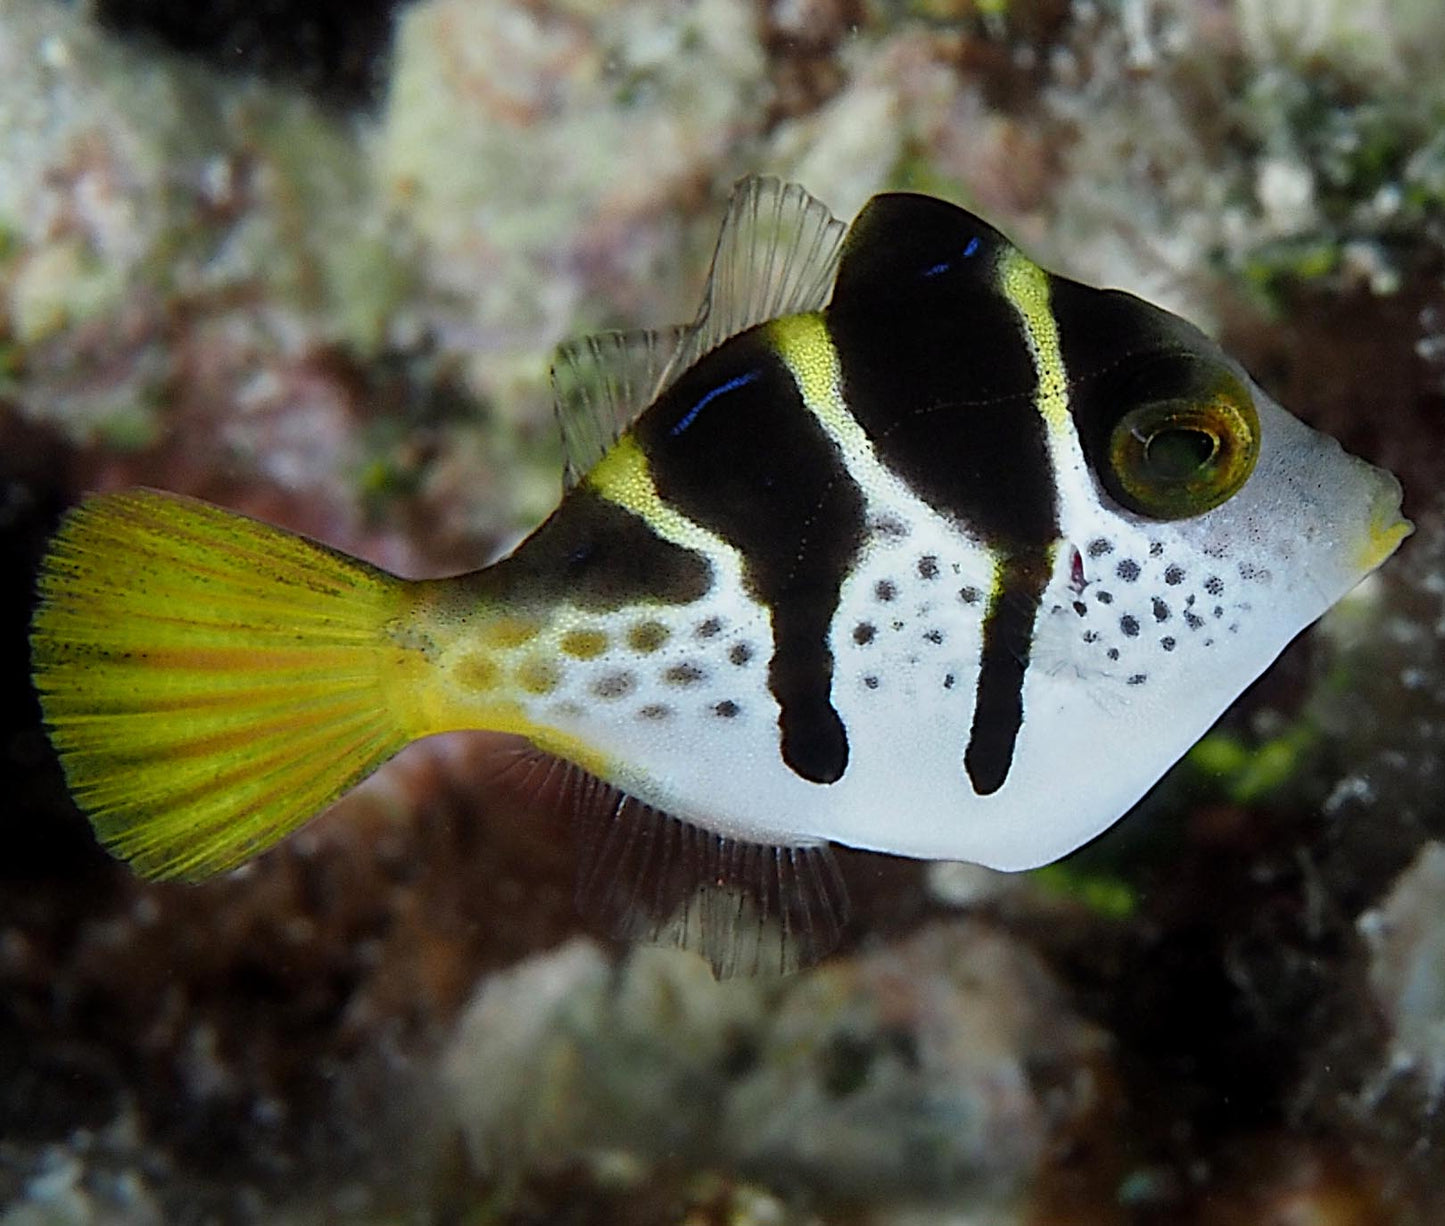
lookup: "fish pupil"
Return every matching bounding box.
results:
[1142,426,1218,480]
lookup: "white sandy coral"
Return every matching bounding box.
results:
[1358,842,1445,1104]
[375,0,768,411]
[440,921,1110,1208]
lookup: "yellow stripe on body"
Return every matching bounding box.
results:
[585,435,741,560]
[998,249,1085,476]
[766,313,903,497]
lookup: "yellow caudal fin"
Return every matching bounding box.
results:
[30,489,423,881]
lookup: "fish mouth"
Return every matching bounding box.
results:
[1355,469,1412,574]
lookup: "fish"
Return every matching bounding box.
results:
[29,176,1412,976]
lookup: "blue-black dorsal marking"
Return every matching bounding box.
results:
[635,330,866,784]
[827,193,1060,794]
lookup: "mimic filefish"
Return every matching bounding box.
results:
[30,177,1411,976]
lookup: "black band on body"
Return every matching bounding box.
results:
[829,193,1062,794]
[636,329,867,785]
[484,487,714,611]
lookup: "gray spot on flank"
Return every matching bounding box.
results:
[593,672,637,699]
[664,662,707,686]
[695,616,724,639]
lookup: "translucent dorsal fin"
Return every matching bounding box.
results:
[550,326,686,488]
[549,179,844,486]
[477,741,850,977]
[661,175,848,389]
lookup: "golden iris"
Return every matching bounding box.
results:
[1104,365,1259,520]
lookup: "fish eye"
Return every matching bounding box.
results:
[1101,357,1260,520]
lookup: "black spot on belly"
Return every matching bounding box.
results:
[853,622,876,645]
[636,333,865,785]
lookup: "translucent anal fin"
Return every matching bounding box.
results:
[576,789,849,978]
[664,175,847,387]
[550,326,687,488]
[480,744,849,977]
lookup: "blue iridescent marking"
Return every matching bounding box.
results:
[669,370,760,436]
[922,237,980,280]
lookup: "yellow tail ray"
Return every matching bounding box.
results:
[30,489,427,881]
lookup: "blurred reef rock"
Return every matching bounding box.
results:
[1360,842,1445,1107]
[442,922,1112,1209]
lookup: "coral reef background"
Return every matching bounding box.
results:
[2,0,1444,1221]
